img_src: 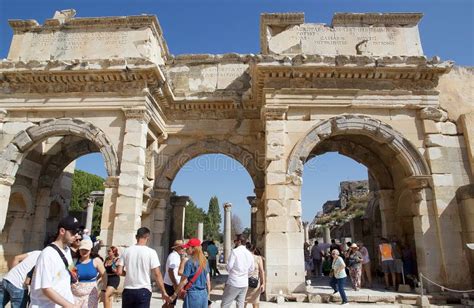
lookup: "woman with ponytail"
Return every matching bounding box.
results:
[169,238,211,308]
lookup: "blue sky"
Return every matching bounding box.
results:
[1,0,473,228]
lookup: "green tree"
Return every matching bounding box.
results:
[70,170,105,235]
[70,170,105,210]
[242,227,251,241]
[204,196,221,241]
[184,200,206,239]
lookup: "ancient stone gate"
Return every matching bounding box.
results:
[0,10,473,296]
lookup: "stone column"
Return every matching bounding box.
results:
[85,197,95,231]
[303,222,309,243]
[411,187,446,290]
[0,176,14,232]
[263,106,305,296]
[223,202,232,263]
[112,108,149,247]
[197,222,204,241]
[377,190,395,238]
[170,195,189,243]
[100,176,119,250]
[323,226,331,244]
[456,184,474,285]
[254,188,266,252]
[25,187,54,251]
[152,188,171,262]
[247,196,257,245]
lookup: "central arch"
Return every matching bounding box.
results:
[156,139,264,191]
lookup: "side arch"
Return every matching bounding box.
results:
[287,114,430,179]
[155,139,264,191]
[0,118,119,179]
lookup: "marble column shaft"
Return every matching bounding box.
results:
[224,202,232,263]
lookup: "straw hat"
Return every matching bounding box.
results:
[171,240,184,249]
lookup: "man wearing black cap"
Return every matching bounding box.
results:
[30,216,82,308]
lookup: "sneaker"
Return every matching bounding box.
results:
[333,290,338,294]
[341,302,349,305]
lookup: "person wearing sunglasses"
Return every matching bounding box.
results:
[30,216,82,308]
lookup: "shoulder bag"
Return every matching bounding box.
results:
[48,244,78,284]
[178,265,203,299]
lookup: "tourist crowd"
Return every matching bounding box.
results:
[0,216,265,308]
[304,236,417,304]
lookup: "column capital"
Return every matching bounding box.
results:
[261,105,288,121]
[0,174,15,186]
[104,176,119,188]
[152,188,172,200]
[456,184,474,201]
[122,107,151,123]
[402,175,432,191]
[247,196,258,213]
[247,196,257,206]
[224,202,232,211]
[170,195,190,208]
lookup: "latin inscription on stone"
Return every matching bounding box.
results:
[268,24,421,56]
[25,31,129,55]
[12,29,165,63]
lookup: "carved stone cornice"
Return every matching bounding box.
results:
[332,13,423,26]
[252,55,452,105]
[261,105,288,121]
[0,58,162,96]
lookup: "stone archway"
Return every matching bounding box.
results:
[0,118,119,180]
[283,114,445,290]
[0,118,119,233]
[152,139,265,260]
[288,114,430,180]
[156,139,264,191]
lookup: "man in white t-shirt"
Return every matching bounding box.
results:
[116,227,170,308]
[0,250,41,308]
[30,216,82,308]
[163,240,184,307]
[221,234,254,308]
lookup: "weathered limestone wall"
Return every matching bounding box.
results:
[168,56,250,97]
[438,66,474,121]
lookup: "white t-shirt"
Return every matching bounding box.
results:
[30,245,74,308]
[4,250,41,289]
[226,245,255,288]
[118,244,161,291]
[163,250,181,286]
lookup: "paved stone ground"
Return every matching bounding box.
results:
[108,273,465,307]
